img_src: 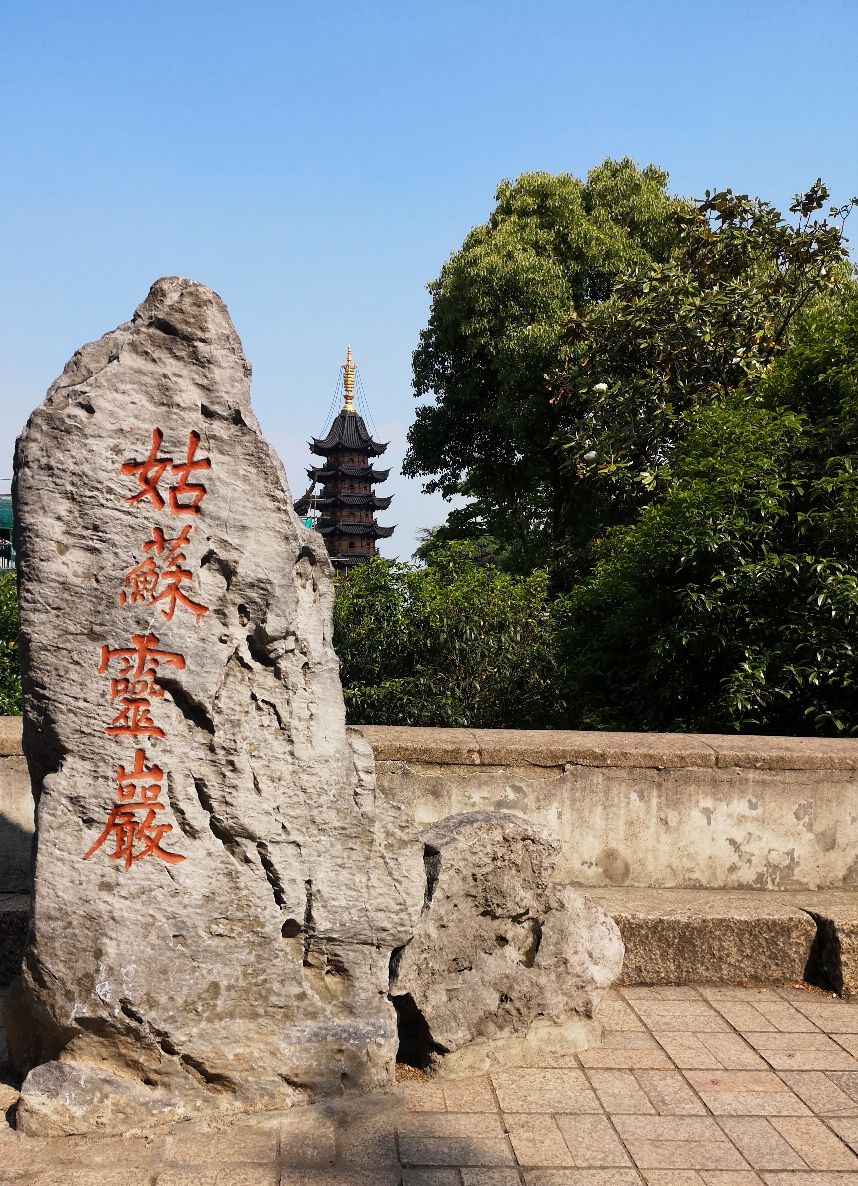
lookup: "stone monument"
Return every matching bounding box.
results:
[6,278,424,1135]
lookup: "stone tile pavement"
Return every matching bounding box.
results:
[6,984,858,1184]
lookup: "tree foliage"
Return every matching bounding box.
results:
[557,285,858,735]
[404,160,688,569]
[382,178,858,735]
[0,573,21,716]
[552,183,856,576]
[333,544,561,727]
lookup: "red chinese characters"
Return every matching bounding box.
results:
[86,425,213,867]
[117,430,211,623]
[83,749,185,868]
[121,428,211,515]
[98,633,186,738]
[118,525,208,622]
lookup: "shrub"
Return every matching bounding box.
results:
[0,572,21,716]
[333,543,562,728]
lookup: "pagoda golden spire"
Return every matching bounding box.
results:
[342,345,356,412]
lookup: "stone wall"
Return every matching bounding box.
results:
[3,718,857,893]
[0,718,31,893]
[362,726,858,892]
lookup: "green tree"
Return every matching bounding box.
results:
[404,160,688,571]
[557,286,858,735]
[553,184,856,575]
[0,572,21,716]
[333,544,560,728]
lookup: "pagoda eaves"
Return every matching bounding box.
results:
[310,410,388,457]
[296,346,395,573]
[307,463,391,483]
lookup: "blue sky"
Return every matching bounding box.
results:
[2,0,856,556]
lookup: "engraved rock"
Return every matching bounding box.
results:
[6,277,424,1135]
[390,812,624,1067]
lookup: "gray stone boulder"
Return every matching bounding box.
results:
[7,277,424,1134]
[390,812,624,1070]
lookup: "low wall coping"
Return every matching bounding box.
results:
[3,716,857,771]
[358,725,858,772]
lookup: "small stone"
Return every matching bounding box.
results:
[391,812,623,1064]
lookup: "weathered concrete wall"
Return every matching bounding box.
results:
[362,727,858,892]
[4,719,858,892]
[0,718,31,893]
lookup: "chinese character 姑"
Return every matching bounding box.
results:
[121,429,211,515]
[121,428,172,511]
[169,431,210,515]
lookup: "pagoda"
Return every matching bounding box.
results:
[295,347,394,573]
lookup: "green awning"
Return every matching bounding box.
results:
[0,496,12,534]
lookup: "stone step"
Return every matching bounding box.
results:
[793,892,858,996]
[587,887,858,992]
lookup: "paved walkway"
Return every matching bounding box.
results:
[5,984,858,1184]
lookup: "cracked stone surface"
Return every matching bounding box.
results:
[391,812,624,1066]
[6,277,424,1135]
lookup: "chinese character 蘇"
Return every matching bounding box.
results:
[119,526,208,622]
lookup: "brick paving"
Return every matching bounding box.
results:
[4,984,858,1183]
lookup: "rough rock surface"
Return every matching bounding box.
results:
[588,888,817,986]
[390,812,623,1064]
[7,278,424,1135]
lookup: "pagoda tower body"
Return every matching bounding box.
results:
[295,347,394,573]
